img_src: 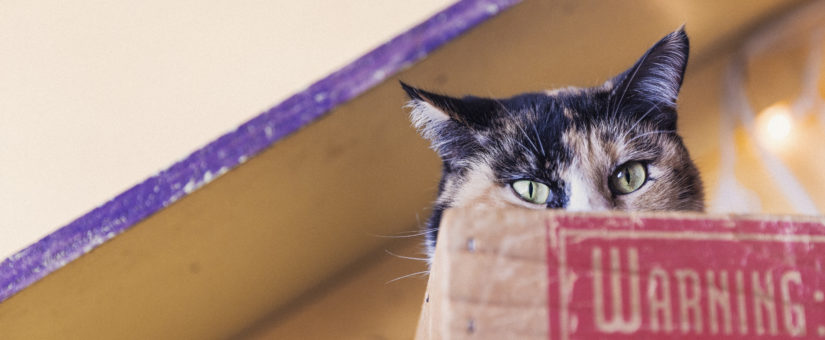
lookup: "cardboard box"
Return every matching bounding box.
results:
[416,208,825,339]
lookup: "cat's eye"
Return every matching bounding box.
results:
[511,180,550,205]
[609,161,647,195]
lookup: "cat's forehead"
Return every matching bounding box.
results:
[487,84,639,176]
[484,91,588,176]
[495,85,608,131]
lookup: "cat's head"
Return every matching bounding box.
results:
[403,28,704,221]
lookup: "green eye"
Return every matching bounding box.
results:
[511,180,551,205]
[609,161,647,194]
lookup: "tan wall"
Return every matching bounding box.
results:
[0,0,453,259]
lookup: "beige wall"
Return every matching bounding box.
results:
[0,0,454,259]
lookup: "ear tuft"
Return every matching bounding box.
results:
[400,82,453,145]
[400,82,450,149]
[400,82,501,161]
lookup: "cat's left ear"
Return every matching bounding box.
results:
[608,27,689,125]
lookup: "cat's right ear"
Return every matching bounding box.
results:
[401,82,498,129]
[401,82,497,141]
[401,82,496,160]
[401,82,454,137]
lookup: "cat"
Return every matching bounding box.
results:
[402,28,704,257]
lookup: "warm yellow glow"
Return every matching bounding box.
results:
[765,109,791,140]
[757,103,794,148]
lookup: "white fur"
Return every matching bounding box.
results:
[407,100,449,134]
[406,99,455,155]
[565,165,611,211]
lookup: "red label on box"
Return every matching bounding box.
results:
[544,215,825,339]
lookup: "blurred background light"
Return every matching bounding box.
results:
[757,102,793,148]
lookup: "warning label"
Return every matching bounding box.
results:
[545,216,825,339]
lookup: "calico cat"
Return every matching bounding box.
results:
[402,28,704,256]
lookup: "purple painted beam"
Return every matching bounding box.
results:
[0,0,521,303]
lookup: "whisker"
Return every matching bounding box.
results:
[620,99,666,141]
[386,270,430,284]
[515,123,540,154]
[494,98,516,118]
[531,124,546,157]
[494,99,540,154]
[368,229,435,239]
[512,139,534,154]
[627,129,676,144]
[385,249,429,262]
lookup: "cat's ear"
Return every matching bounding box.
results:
[401,82,497,160]
[401,82,457,135]
[401,81,500,142]
[608,27,689,124]
[401,82,498,129]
